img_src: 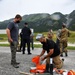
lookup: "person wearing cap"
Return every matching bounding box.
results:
[21,22,32,55]
[38,35,64,72]
[60,24,70,57]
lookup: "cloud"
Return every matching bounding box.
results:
[64,0,75,5]
[0,0,3,2]
[0,0,75,21]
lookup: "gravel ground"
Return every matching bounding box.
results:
[0,47,75,75]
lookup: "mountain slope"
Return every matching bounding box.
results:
[0,10,75,32]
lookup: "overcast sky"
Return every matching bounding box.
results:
[0,0,75,21]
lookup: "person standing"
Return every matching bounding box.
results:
[6,14,22,68]
[60,24,70,57]
[21,22,31,54]
[30,28,34,50]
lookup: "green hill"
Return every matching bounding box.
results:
[0,10,75,32]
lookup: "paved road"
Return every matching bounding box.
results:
[0,47,75,75]
[0,41,75,47]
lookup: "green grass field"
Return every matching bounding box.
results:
[0,31,75,50]
[34,31,75,43]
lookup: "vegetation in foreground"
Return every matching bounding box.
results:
[0,44,75,50]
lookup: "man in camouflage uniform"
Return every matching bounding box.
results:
[60,24,70,57]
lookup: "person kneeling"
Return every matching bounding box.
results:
[37,35,64,72]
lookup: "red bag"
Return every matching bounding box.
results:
[31,56,46,73]
[67,70,75,75]
[36,64,46,70]
[32,56,40,66]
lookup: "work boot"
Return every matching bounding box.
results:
[65,53,68,57]
[11,62,20,65]
[22,52,25,54]
[15,62,20,65]
[12,65,19,68]
[28,53,32,55]
[62,58,64,61]
[60,53,63,57]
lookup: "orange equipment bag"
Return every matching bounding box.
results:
[31,56,46,73]
[36,64,46,70]
[32,56,40,66]
[67,70,75,75]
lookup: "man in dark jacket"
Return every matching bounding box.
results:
[21,22,31,54]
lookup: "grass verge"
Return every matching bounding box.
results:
[0,44,75,50]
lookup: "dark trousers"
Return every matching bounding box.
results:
[22,38,31,54]
[20,39,23,50]
[30,38,34,50]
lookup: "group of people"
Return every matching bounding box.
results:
[38,35,63,72]
[6,14,34,68]
[6,14,70,72]
[37,24,70,72]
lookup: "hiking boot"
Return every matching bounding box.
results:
[60,54,63,57]
[15,62,20,65]
[22,52,25,54]
[28,53,32,55]
[11,62,20,65]
[62,58,64,61]
[12,65,19,68]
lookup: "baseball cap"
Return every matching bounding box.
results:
[36,34,44,40]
